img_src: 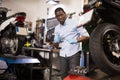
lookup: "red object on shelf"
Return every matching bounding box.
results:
[16,16,25,22]
[64,75,92,80]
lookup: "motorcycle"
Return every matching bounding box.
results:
[0,7,27,56]
[82,0,120,75]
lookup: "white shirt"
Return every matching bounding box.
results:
[54,18,89,57]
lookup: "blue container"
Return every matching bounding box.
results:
[80,51,85,66]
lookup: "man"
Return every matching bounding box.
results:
[54,7,89,79]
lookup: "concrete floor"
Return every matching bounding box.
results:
[47,52,120,80]
[45,68,120,80]
[0,52,120,80]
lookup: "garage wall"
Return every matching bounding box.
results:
[47,0,84,18]
[2,0,47,21]
[1,0,84,30]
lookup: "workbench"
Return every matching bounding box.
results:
[22,47,59,80]
[0,54,40,80]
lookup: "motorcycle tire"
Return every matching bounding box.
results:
[89,23,120,75]
[10,37,19,55]
[10,36,26,56]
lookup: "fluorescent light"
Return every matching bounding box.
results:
[46,0,59,5]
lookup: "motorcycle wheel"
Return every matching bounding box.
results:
[10,36,26,56]
[10,37,19,55]
[89,23,120,75]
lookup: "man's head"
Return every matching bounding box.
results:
[55,7,67,25]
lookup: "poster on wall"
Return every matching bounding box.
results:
[46,17,59,42]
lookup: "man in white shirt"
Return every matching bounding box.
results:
[54,7,89,79]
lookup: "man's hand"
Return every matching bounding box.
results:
[54,35,61,43]
[67,38,78,44]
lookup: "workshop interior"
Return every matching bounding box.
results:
[0,0,120,80]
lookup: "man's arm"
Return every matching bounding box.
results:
[77,36,89,42]
[50,42,59,49]
[67,26,90,44]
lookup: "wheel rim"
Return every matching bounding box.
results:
[102,29,120,66]
[10,38,18,54]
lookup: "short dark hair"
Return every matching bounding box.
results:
[55,7,65,14]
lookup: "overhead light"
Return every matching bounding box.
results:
[46,0,59,5]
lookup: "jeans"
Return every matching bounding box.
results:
[60,51,81,79]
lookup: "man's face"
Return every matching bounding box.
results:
[55,10,67,25]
